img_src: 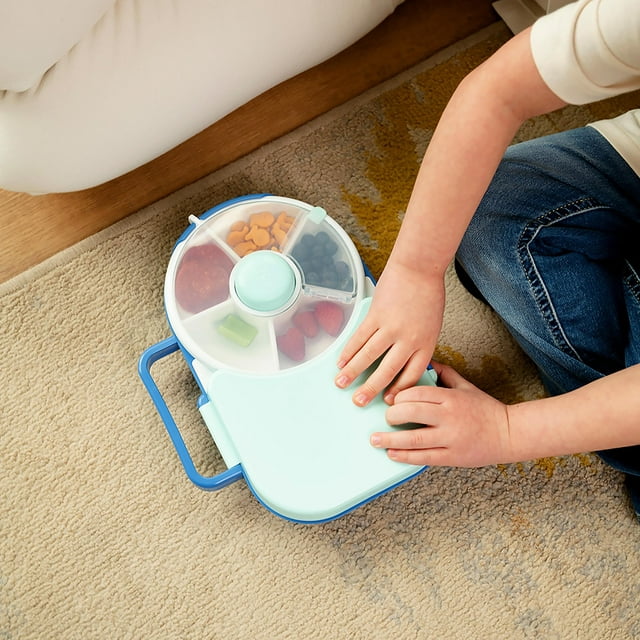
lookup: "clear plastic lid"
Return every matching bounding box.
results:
[164,195,365,374]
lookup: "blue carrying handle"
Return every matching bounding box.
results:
[137,337,243,490]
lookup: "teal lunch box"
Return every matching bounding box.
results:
[138,194,436,523]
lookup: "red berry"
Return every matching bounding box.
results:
[276,327,306,362]
[174,244,233,313]
[292,310,319,338]
[314,301,344,336]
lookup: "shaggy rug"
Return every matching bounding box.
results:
[2,23,640,639]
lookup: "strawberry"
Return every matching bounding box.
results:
[292,309,319,338]
[314,301,344,336]
[276,327,306,362]
[175,244,233,313]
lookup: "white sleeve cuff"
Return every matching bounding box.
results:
[530,0,640,105]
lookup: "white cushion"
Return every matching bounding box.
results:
[0,0,403,193]
[0,0,113,91]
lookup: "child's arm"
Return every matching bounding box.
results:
[370,362,640,467]
[335,27,567,406]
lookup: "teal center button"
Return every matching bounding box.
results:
[232,250,298,313]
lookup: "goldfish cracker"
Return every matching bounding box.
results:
[230,220,247,232]
[234,240,257,257]
[276,212,294,231]
[225,210,297,256]
[246,225,271,248]
[250,211,275,228]
[226,229,247,247]
[271,225,287,246]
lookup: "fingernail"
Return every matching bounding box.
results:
[335,375,349,388]
[370,434,381,447]
[337,359,346,368]
[387,449,399,460]
[354,393,369,407]
[384,392,395,405]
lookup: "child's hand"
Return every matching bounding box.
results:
[371,362,513,467]
[335,262,445,407]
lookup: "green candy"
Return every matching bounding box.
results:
[217,314,258,347]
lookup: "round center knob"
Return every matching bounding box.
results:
[232,251,297,313]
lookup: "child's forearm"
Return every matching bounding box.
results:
[506,364,640,461]
[388,28,566,277]
[390,74,522,276]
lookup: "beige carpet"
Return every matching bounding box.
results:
[3,23,640,639]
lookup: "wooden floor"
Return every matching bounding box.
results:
[0,0,498,283]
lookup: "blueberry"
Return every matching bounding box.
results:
[316,231,330,245]
[334,261,350,278]
[340,277,354,292]
[291,246,304,262]
[323,274,338,288]
[325,239,338,256]
[309,256,325,270]
[300,234,315,248]
[306,271,320,285]
[311,244,325,258]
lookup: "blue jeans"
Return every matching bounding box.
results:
[456,126,640,513]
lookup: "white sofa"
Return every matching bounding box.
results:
[0,0,403,194]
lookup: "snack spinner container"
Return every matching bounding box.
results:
[138,195,436,523]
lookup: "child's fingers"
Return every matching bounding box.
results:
[430,361,474,390]
[391,383,443,405]
[347,342,413,407]
[336,317,378,369]
[334,327,388,390]
[386,446,449,466]
[371,424,445,451]
[383,350,433,404]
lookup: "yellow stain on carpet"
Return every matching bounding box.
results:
[341,33,507,277]
[433,344,529,405]
[497,452,595,480]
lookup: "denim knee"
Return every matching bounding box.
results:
[457,128,640,392]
